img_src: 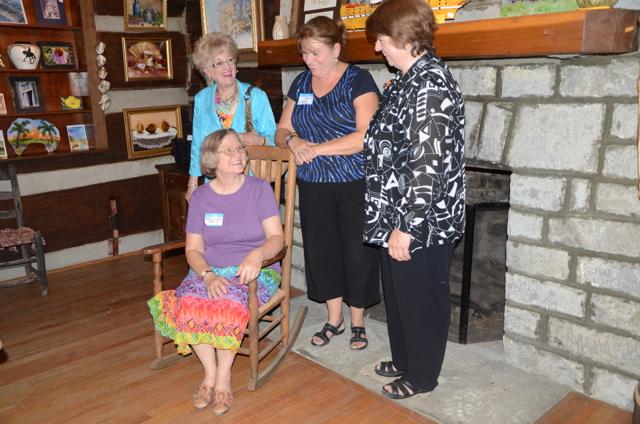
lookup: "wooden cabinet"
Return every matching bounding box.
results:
[156,163,189,242]
[0,0,106,160]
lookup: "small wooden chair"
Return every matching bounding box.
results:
[0,163,47,296]
[144,145,307,390]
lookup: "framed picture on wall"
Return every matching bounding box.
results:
[37,41,76,69]
[201,0,264,53]
[34,0,68,26]
[121,37,173,82]
[124,0,167,31]
[9,76,44,113]
[123,105,182,159]
[0,0,28,24]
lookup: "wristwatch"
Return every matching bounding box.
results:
[284,132,297,146]
[200,269,213,279]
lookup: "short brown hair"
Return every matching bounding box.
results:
[192,32,238,71]
[200,128,241,177]
[297,16,346,55]
[366,0,437,56]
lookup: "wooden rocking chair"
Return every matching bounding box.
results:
[0,163,47,295]
[144,145,307,390]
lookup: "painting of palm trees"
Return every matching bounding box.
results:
[7,118,60,156]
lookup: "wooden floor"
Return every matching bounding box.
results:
[0,253,433,424]
[535,392,632,424]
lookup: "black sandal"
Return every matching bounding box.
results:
[311,321,345,346]
[350,326,368,350]
[374,361,404,377]
[381,377,433,400]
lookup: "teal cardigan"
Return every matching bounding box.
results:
[190,80,276,177]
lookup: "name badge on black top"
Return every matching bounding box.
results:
[298,93,313,105]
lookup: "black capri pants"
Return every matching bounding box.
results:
[298,179,380,308]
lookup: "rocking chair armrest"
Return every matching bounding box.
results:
[247,246,288,293]
[143,240,186,256]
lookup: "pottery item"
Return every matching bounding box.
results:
[272,15,289,40]
[7,42,41,70]
[97,66,108,79]
[99,94,111,111]
[7,118,60,155]
[95,42,106,55]
[98,80,111,94]
[96,54,106,66]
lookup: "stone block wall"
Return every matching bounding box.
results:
[282,52,640,410]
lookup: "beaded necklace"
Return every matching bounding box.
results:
[214,86,238,128]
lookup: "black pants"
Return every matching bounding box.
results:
[380,243,454,390]
[298,179,380,308]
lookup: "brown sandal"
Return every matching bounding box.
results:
[192,385,214,409]
[212,390,233,415]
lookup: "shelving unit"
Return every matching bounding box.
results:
[0,0,106,159]
[258,8,640,67]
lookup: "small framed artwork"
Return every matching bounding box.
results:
[60,96,83,110]
[301,0,341,26]
[34,0,68,26]
[0,0,28,24]
[9,76,44,113]
[201,0,264,53]
[37,42,76,69]
[124,0,167,31]
[0,131,7,160]
[123,105,182,159]
[66,124,90,151]
[122,37,173,82]
[0,94,7,115]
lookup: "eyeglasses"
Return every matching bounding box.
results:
[217,145,247,155]
[210,57,238,69]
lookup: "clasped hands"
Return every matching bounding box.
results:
[288,137,317,166]
[204,250,264,299]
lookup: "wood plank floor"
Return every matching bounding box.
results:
[535,392,632,424]
[0,254,433,424]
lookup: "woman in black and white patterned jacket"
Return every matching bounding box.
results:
[363,0,465,400]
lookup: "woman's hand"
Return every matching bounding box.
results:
[289,137,317,165]
[204,273,230,298]
[236,250,263,285]
[239,132,267,146]
[388,229,412,262]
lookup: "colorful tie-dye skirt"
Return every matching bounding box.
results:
[147,266,280,353]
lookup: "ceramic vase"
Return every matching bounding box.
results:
[272,16,289,40]
[7,42,40,70]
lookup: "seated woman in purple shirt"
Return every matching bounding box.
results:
[148,129,283,416]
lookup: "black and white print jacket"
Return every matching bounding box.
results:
[363,49,465,253]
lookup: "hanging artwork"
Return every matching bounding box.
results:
[121,37,173,82]
[123,105,182,159]
[34,0,68,26]
[124,0,167,31]
[7,118,60,156]
[0,0,28,24]
[201,0,264,52]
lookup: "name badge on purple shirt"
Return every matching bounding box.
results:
[204,213,223,227]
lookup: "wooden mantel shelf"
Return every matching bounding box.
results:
[258,8,639,67]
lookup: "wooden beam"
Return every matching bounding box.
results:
[258,9,640,67]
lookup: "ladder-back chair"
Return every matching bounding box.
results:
[144,145,307,391]
[0,163,47,295]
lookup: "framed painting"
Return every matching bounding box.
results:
[34,0,68,26]
[201,0,264,53]
[66,124,90,151]
[291,0,341,33]
[0,131,7,160]
[9,76,44,113]
[124,0,167,31]
[123,105,182,159]
[37,41,76,69]
[121,37,173,82]
[0,0,28,24]
[0,94,7,115]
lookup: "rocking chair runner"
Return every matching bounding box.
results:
[144,145,307,391]
[0,163,47,295]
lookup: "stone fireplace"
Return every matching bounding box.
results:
[282,25,640,408]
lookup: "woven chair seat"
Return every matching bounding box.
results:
[0,227,39,249]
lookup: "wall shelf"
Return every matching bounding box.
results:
[258,8,640,67]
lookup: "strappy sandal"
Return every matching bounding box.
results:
[350,326,368,350]
[381,377,433,400]
[374,361,405,377]
[311,321,345,346]
[192,385,214,409]
[212,390,233,415]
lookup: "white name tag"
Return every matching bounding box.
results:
[204,213,223,226]
[298,93,314,105]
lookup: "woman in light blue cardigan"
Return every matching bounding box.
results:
[187,33,276,200]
